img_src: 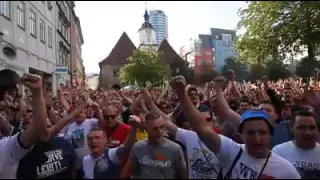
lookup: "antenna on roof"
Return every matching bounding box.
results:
[145,1,147,10]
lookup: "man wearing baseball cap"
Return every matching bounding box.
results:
[170,75,301,179]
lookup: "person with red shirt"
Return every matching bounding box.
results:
[98,104,131,148]
[96,104,131,179]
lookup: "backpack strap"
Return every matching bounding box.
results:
[217,147,243,179]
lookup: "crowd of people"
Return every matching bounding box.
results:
[0,68,319,179]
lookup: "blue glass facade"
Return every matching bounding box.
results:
[212,39,237,72]
[149,10,168,45]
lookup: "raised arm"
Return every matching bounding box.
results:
[52,101,89,136]
[58,89,70,111]
[170,76,221,154]
[0,113,13,136]
[214,77,241,128]
[140,88,178,137]
[114,115,139,160]
[19,74,48,148]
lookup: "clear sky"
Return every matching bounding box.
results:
[74,1,247,74]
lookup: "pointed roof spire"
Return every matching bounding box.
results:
[144,2,149,22]
[139,2,154,31]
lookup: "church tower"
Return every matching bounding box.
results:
[138,8,157,51]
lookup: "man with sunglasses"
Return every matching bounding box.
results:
[0,69,49,178]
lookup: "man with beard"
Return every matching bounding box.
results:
[0,70,49,178]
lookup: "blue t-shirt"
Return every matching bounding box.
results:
[16,136,76,179]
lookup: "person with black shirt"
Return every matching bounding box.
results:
[16,98,92,179]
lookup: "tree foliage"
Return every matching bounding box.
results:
[119,50,171,86]
[221,57,250,81]
[296,56,320,78]
[265,58,292,81]
[198,61,217,84]
[236,1,320,75]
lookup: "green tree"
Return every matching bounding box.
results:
[198,61,217,84]
[296,56,320,78]
[236,1,320,75]
[221,57,250,81]
[265,58,292,81]
[248,63,266,81]
[119,50,171,86]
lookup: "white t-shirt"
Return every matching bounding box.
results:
[64,118,98,161]
[175,128,220,179]
[0,133,32,179]
[218,135,301,179]
[273,141,320,178]
[81,148,120,179]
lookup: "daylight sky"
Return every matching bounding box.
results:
[74,1,247,74]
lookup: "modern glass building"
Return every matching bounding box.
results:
[149,10,168,45]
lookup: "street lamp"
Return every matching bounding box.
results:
[184,50,194,61]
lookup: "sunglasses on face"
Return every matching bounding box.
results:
[189,93,198,96]
[104,115,116,120]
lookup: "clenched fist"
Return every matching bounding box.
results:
[21,73,43,91]
[213,76,225,89]
[170,76,186,94]
[128,115,142,128]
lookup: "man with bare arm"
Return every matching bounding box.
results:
[0,69,49,178]
[169,75,301,179]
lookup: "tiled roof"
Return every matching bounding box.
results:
[99,32,137,66]
[158,39,183,64]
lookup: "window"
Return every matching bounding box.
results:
[29,10,36,37]
[58,15,69,41]
[59,46,69,67]
[40,19,45,43]
[17,1,25,28]
[0,1,10,19]
[113,69,120,77]
[222,34,232,45]
[48,26,52,48]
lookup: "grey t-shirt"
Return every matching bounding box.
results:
[131,138,186,179]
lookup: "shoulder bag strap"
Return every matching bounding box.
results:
[219,147,243,179]
[257,152,271,179]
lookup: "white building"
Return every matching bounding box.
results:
[138,9,158,52]
[86,73,99,90]
[0,1,58,94]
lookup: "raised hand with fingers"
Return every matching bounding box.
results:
[213,76,225,90]
[170,75,186,94]
[140,88,153,104]
[128,115,142,129]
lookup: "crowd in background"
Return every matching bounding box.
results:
[0,69,319,179]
